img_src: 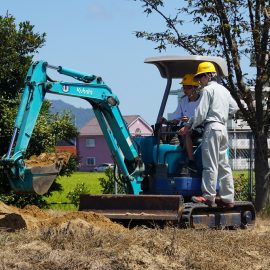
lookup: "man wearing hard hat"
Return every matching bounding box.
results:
[164,73,202,173]
[179,62,238,208]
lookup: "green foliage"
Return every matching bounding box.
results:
[0,13,47,156]
[0,98,20,155]
[59,155,80,177]
[0,13,46,99]
[99,168,115,194]
[135,0,270,124]
[0,13,78,208]
[0,192,48,208]
[67,183,89,207]
[135,0,255,58]
[99,168,126,194]
[234,173,253,201]
[26,102,78,157]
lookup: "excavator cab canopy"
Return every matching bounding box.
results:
[144,55,228,79]
[144,55,228,123]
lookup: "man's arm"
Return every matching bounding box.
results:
[228,94,239,116]
[170,101,183,120]
[190,90,211,129]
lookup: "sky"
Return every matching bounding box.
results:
[1,0,187,125]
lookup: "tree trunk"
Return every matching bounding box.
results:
[254,132,270,212]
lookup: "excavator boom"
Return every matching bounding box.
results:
[1,61,143,195]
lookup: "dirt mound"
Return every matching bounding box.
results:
[0,202,270,269]
[1,218,270,270]
[0,202,123,232]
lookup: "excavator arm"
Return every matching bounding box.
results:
[1,61,144,195]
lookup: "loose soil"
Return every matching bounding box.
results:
[25,152,71,168]
[0,202,269,270]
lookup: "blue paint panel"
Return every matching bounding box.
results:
[134,136,157,164]
[152,176,174,194]
[152,176,202,197]
[153,144,186,175]
[174,176,202,196]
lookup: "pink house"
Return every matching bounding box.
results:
[77,115,153,171]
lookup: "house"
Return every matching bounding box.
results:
[77,115,153,171]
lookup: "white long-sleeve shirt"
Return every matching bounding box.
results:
[170,95,201,121]
[190,81,239,129]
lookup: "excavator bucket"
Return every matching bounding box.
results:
[6,152,71,195]
[9,163,60,195]
[79,194,184,225]
[29,164,60,195]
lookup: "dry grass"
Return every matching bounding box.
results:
[0,212,269,270]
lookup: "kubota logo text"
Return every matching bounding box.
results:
[76,87,93,95]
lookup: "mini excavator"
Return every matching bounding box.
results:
[0,56,255,228]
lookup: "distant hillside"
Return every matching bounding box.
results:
[48,100,95,129]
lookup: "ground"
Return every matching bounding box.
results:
[0,202,269,270]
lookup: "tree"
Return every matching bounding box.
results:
[0,13,46,99]
[135,0,270,211]
[0,99,78,207]
[0,13,78,207]
[26,101,78,157]
[0,13,46,155]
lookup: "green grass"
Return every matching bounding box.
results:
[44,172,104,210]
[46,170,252,210]
[232,170,255,179]
[233,170,248,177]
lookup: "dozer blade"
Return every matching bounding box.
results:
[79,194,184,224]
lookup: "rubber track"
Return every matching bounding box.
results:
[180,201,256,229]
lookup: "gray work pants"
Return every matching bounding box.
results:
[201,122,234,203]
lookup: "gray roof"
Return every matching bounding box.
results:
[144,55,228,78]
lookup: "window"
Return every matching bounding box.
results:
[86,157,96,166]
[86,138,95,147]
[135,128,142,137]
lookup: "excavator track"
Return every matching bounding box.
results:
[181,201,256,229]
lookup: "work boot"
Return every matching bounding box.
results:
[187,160,198,174]
[215,196,235,208]
[191,196,216,207]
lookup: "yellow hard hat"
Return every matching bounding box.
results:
[180,73,199,86]
[195,62,216,77]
